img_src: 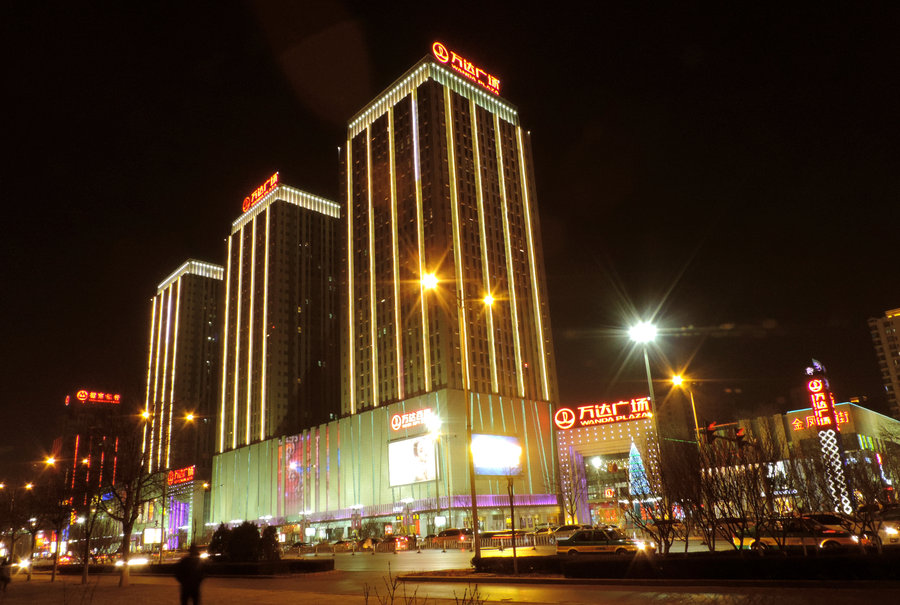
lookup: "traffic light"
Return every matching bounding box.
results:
[705,422,718,444]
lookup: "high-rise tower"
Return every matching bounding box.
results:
[342,42,558,413]
[144,260,223,473]
[217,174,340,453]
[869,308,900,420]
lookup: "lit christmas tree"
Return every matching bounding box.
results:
[628,441,651,497]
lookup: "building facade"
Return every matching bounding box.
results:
[341,46,557,413]
[217,175,341,454]
[210,45,562,536]
[60,389,123,503]
[868,308,900,420]
[144,260,223,475]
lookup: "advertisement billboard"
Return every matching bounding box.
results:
[388,436,436,486]
[472,434,522,476]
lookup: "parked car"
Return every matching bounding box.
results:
[732,517,859,551]
[528,525,559,537]
[557,528,652,555]
[381,535,409,550]
[876,507,900,547]
[433,528,473,545]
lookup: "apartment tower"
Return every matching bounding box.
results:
[342,42,558,413]
[869,308,900,420]
[217,174,340,453]
[144,260,223,474]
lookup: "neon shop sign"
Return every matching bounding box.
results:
[167,465,195,486]
[242,172,279,212]
[74,390,121,404]
[432,42,500,95]
[554,397,652,430]
[390,408,434,431]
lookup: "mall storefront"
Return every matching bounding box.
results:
[210,390,560,541]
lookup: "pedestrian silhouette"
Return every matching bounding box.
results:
[174,545,204,605]
[0,557,11,592]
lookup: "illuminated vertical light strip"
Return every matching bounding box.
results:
[412,90,431,392]
[144,298,157,459]
[166,277,183,469]
[443,86,469,390]
[233,227,245,449]
[495,115,525,397]
[151,289,165,468]
[260,207,271,441]
[366,126,379,406]
[516,127,550,401]
[219,236,233,452]
[388,108,403,398]
[161,284,174,469]
[246,218,258,445]
[469,99,498,393]
[346,142,356,414]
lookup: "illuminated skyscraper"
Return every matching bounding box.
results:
[144,260,223,473]
[869,308,900,420]
[217,175,340,453]
[342,42,558,413]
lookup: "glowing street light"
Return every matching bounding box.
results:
[628,322,657,344]
[421,272,495,558]
[672,375,701,449]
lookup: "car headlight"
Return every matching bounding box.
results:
[635,541,645,550]
[885,527,899,536]
[851,535,859,543]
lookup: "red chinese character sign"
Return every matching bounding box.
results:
[431,42,501,95]
[554,397,651,430]
[390,408,434,431]
[73,389,121,404]
[167,465,195,486]
[242,172,279,213]
[805,360,853,514]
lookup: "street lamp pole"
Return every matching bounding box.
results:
[672,375,701,450]
[422,273,487,558]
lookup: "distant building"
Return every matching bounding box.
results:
[868,309,900,420]
[60,389,123,503]
[216,174,341,453]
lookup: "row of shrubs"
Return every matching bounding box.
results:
[472,550,900,581]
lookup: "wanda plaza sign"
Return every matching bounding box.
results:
[432,42,500,95]
[554,397,652,430]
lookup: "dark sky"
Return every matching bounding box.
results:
[3,1,899,475]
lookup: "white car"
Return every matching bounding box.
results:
[877,508,900,547]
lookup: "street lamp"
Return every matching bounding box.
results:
[425,414,444,537]
[672,375,701,449]
[142,409,195,564]
[421,273,492,558]
[628,321,658,418]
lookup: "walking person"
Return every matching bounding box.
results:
[174,545,205,605]
[0,557,12,592]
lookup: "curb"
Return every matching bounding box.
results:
[398,574,900,589]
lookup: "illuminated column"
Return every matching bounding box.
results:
[805,361,853,514]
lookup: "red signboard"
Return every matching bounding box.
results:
[554,397,652,430]
[432,42,500,95]
[74,390,121,404]
[807,379,838,428]
[167,465,195,486]
[242,172,279,212]
[390,408,434,431]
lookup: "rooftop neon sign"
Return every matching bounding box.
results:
[432,42,500,95]
[242,172,279,213]
[72,390,121,404]
[554,397,651,430]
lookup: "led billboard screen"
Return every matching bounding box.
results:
[472,434,522,476]
[388,436,436,486]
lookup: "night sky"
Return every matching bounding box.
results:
[3,2,898,476]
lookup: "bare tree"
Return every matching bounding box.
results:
[96,417,161,586]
